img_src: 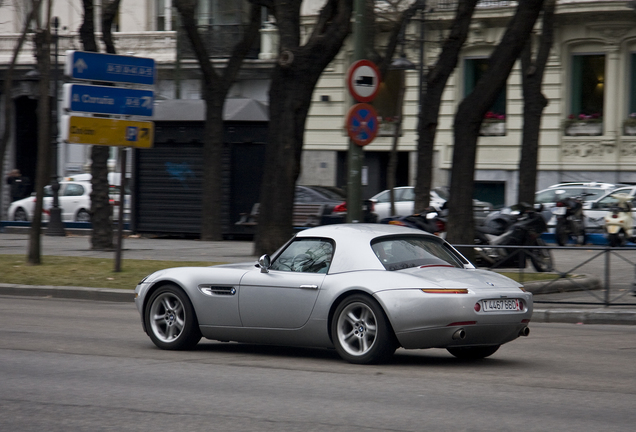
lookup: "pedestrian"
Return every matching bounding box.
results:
[5,169,30,202]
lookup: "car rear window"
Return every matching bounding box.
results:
[371,236,464,271]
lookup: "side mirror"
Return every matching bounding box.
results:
[591,202,599,209]
[258,254,271,273]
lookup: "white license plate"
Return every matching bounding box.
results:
[481,299,522,312]
[552,207,566,215]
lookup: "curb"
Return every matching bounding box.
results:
[0,283,135,303]
[531,308,636,325]
[2,284,635,325]
[519,274,601,294]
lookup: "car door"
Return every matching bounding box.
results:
[59,183,87,221]
[238,238,333,329]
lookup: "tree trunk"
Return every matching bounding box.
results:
[518,0,555,205]
[76,0,114,250]
[28,11,52,264]
[413,0,478,213]
[446,0,544,255]
[174,0,261,241]
[253,0,353,256]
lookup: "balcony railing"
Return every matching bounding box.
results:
[434,0,514,10]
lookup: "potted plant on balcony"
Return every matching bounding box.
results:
[480,111,506,136]
[563,113,602,136]
[623,113,636,136]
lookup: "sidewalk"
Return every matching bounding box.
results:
[1,230,635,325]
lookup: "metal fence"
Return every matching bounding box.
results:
[455,243,636,307]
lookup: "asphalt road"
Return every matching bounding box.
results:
[1,296,635,432]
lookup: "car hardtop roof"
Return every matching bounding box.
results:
[547,182,619,189]
[295,223,437,242]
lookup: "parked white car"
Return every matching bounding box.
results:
[7,178,130,223]
[535,182,620,210]
[8,181,92,222]
[370,186,492,222]
[584,185,636,233]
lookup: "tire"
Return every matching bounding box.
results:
[447,345,500,360]
[608,232,626,247]
[555,220,569,246]
[76,209,90,223]
[13,207,28,221]
[576,226,587,246]
[144,284,201,350]
[529,238,553,272]
[331,294,396,364]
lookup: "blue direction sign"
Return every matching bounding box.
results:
[65,50,156,85]
[63,84,154,117]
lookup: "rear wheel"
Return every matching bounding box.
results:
[144,284,201,350]
[331,294,396,364]
[13,207,28,221]
[555,220,569,246]
[447,345,500,360]
[76,209,90,222]
[529,238,553,272]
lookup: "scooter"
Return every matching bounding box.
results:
[554,195,587,246]
[474,203,553,272]
[604,193,635,247]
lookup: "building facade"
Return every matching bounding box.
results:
[2,0,636,218]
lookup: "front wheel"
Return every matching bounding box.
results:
[608,232,626,247]
[529,238,553,272]
[13,207,28,221]
[447,345,500,360]
[331,294,396,364]
[144,284,201,350]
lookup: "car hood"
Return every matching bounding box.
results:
[396,266,522,290]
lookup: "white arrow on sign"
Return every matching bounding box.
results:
[141,96,153,109]
[74,58,88,73]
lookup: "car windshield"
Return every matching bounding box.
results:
[371,236,464,271]
[270,238,334,273]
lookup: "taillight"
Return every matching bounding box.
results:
[435,220,446,232]
[556,201,565,207]
[421,288,469,294]
[333,202,347,213]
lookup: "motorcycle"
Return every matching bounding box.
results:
[604,193,635,247]
[379,207,447,236]
[474,203,553,272]
[553,195,588,246]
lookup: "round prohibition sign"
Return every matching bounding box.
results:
[347,60,381,103]
[346,103,379,146]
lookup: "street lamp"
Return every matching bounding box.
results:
[47,16,66,236]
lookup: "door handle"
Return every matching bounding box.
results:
[300,284,318,290]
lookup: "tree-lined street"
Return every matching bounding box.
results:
[1,295,635,431]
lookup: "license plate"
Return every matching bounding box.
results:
[552,207,566,215]
[481,299,522,312]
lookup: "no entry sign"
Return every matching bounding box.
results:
[346,103,379,146]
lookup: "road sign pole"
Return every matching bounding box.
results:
[347,0,367,223]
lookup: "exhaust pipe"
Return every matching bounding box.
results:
[519,327,530,337]
[452,329,466,340]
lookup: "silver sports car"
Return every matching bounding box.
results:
[134,224,532,364]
